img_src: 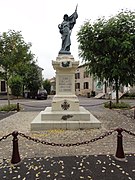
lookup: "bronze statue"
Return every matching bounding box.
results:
[58,5,78,54]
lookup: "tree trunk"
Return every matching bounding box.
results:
[6,80,10,106]
[92,76,94,92]
[115,79,119,104]
[23,84,25,97]
[104,81,107,93]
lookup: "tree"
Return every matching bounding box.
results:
[9,75,23,98]
[0,30,34,105]
[77,10,135,103]
[43,79,51,94]
[24,62,42,98]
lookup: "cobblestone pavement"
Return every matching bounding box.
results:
[0,104,135,180]
[0,106,135,160]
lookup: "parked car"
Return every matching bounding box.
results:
[36,89,48,100]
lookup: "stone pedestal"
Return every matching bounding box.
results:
[31,54,101,130]
[52,54,80,111]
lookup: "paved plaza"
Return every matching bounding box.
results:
[0,97,135,179]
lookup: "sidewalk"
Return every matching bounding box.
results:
[0,107,135,179]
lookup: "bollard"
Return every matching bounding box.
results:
[115,128,126,161]
[109,100,112,109]
[17,103,20,112]
[134,107,135,119]
[11,131,21,164]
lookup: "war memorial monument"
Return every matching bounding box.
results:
[31,6,101,130]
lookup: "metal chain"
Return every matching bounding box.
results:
[117,106,135,110]
[20,101,109,108]
[80,101,108,107]
[18,130,115,147]
[19,103,47,108]
[0,133,12,142]
[130,106,135,109]
[1,128,134,147]
[17,102,135,109]
[123,129,135,137]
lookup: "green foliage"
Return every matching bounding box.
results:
[0,104,17,111]
[0,30,35,105]
[42,79,51,94]
[0,30,33,75]
[24,62,42,96]
[77,10,135,103]
[122,92,135,99]
[9,75,23,97]
[0,30,43,101]
[104,101,131,109]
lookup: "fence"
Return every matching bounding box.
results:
[0,128,135,164]
[17,101,135,119]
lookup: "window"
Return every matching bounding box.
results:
[84,82,89,89]
[75,83,80,90]
[84,72,89,78]
[75,73,80,79]
[1,81,6,92]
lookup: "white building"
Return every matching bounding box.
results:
[75,64,103,96]
[75,64,135,98]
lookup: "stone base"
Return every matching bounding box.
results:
[52,95,79,111]
[59,51,71,55]
[31,106,101,131]
[31,53,101,131]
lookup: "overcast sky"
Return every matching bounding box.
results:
[0,0,135,79]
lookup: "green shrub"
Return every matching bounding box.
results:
[0,104,17,111]
[104,101,131,109]
[122,92,135,99]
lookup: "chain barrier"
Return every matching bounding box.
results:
[123,129,135,137]
[117,105,135,110]
[0,133,12,141]
[130,105,135,109]
[19,101,135,111]
[1,128,135,164]
[1,128,135,145]
[19,103,47,108]
[109,101,135,110]
[80,101,108,107]
[19,101,108,108]
[18,130,115,147]
[20,101,134,119]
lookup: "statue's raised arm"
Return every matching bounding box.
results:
[75,4,78,12]
[69,4,78,30]
[58,5,78,54]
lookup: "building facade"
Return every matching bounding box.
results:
[0,66,7,94]
[75,64,135,98]
[75,64,104,96]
